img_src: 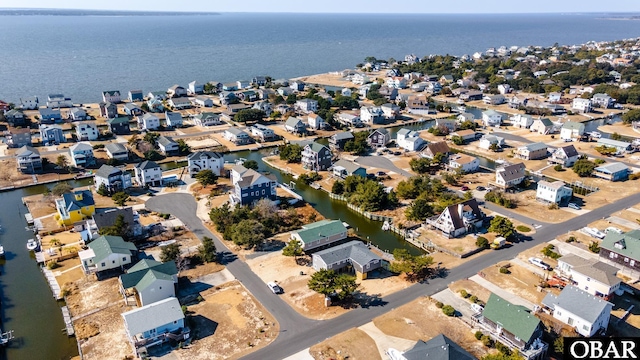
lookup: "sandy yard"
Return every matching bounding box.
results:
[23,193,58,218]
[516,243,561,269]
[76,302,132,360]
[500,189,576,223]
[176,281,278,360]
[67,277,123,317]
[310,328,381,360]
[599,123,640,138]
[610,293,640,337]
[302,73,359,88]
[209,132,262,152]
[185,135,222,150]
[448,279,492,304]
[417,228,480,256]
[179,262,226,281]
[479,261,561,304]
[372,296,487,358]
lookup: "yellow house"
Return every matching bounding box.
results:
[55,190,96,226]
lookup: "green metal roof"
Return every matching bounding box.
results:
[88,235,137,263]
[295,220,347,245]
[562,121,585,130]
[482,293,541,342]
[135,269,175,291]
[601,230,640,261]
[120,259,177,289]
[306,142,329,153]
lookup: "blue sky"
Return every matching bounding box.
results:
[3,0,640,13]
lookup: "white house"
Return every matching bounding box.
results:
[341,88,352,97]
[157,136,179,156]
[79,235,137,274]
[560,121,585,140]
[572,98,592,113]
[194,95,213,107]
[307,113,325,130]
[102,90,121,104]
[396,128,425,152]
[138,113,160,131]
[164,111,183,128]
[381,103,400,119]
[542,286,613,337]
[495,163,526,188]
[592,93,615,108]
[223,128,252,145]
[425,199,485,238]
[497,84,512,94]
[295,99,318,113]
[482,109,502,127]
[511,114,533,129]
[548,145,580,167]
[448,154,480,173]
[193,112,222,127]
[20,96,39,110]
[548,92,562,103]
[457,112,475,123]
[478,134,504,150]
[105,143,128,161]
[94,164,132,193]
[483,94,505,105]
[336,113,361,127]
[360,107,384,124]
[250,124,276,142]
[557,254,622,299]
[188,80,204,95]
[536,180,572,204]
[119,259,178,307]
[134,160,162,187]
[187,151,224,177]
[530,117,554,135]
[75,122,99,141]
[69,142,95,167]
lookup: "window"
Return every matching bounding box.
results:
[262,190,265,195]
[112,260,115,264]
[568,317,574,326]
[587,277,590,282]
[101,262,106,267]
[625,257,629,263]
[609,252,615,258]
[585,286,589,291]
[631,260,636,266]
[583,325,589,331]
[122,257,127,262]
[557,311,561,316]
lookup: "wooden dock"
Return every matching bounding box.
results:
[34,251,45,264]
[61,306,75,336]
[42,267,62,300]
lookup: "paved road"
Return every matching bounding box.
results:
[354,155,414,177]
[147,191,640,360]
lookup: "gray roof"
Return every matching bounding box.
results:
[285,117,305,127]
[396,128,411,137]
[332,131,354,141]
[105,142,127,154]
[124,103,141,110]
[524,142,548,152]
[597,138,631,149]
[157,136,177,147]
[542,286,612,323]
[226,127,248,136]
[187,151,223,161]
[559,145,578,158]
[17,145,39,157]
[402,334,475,360]
[558,254,621,287]
[313,240,381,273]
[498,163,526,182]
[595,162,629,174]
[562,121,585,131]
[332,159,364,174]
[95,164,123,178]
[135,160,160,170]
[70,142,93,152]
[122,297,184,336]
[165,111,183,122]
[93,207,135,235]
[233,165,272,188]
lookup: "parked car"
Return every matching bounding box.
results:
[267,282,283,294]
[471,303,484,313]
[476,186,486,191]
[461,185,469,191]
[605,227,623,234]
[528,257,552,271]
[375,171,386,177]
[568,203,581,210]
[564,138,573,142]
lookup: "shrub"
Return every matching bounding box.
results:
[548,202,559,210]
[630,172,640,180]
[476,236,489,249]
[589,241,601,253]
[496,341,511,355]
[499,267,510,274]
[594,158,606,165]
[459,289,469,298]
[435,301,444,308]
[475,331,483,340]
[553,164,564,171]
[516,225,531,232]
[566,236,576,243]
[481,335,494,348]
[442,305,455,316]
[542,244,562,259]
[47,260,61,269]
[470,295,478,303]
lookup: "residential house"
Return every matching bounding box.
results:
[20,96,39,110]
[236,80,250,89]
[592,93,614,108]
[164,111,183,128]
[16,146,43,174]
[69,142,96,167]
[483,94,506,105]
[594,162,629,181]
[47,94,71,108]
[4,109,26,126]
[229,164,277,206]
[39,124,65,145]
[222,83,238,92]
[79,235,136,273]
[252,76,267,86]
[336,113,361,127]
[291,219,348,251]
[102,90,121,103]
[352,73,369,85]
[508,95,528,109]
[55,190,96,226]
[107,117,131,135]
[100,101,118,119]
[312,240,382,280]
[250,124,277,142]
[38,108,62,123]
[302,142,333,171]
[548,92,562,103]
[307,113,324,130]
[515,142,548,160]
[600,230,640,276]
[560,121,585,140]
[168,97,192,110]
[496,163,526,188]
[124,103,144,116]
[138,113,160,131]
[147,91,167,101]
[252,101,272,117]
[119,259,178,307]
[556,254,621,299]
[367,128,391,148]
[295,99,318,113]
[542,286,613,337]
[329,132,354,150]
[597,138,632,153]
[439,74,454,84]
[226,103,251,114]
[360,107,384,124]
[572,98,592,113]
[498,84,512,95]
[385,76,408,89]
[277,87,293,97]
[435,118,457,133]
[448,154,480,173]
[290,81,305,91]
[193,95,213,107]
[167,85,187,98]
[146,98,164,113]
[459,90,483,102]
[332,159,366,178]
[128,90,144,102]
[69,107,88,121]
[426,199,485,237]
[387,334,475,360]
[482,109,502,127]
[94,164,132,194]
[5,127,32,148]
[536,180,572,204]
[187,151,224,177]
[134,161,162,187]
[223,127,252,145]
[480,293,546,356]
[193,112,222,127]
[256,88,274,101]
[456,114,475,126]
[157,136,179,156]
[511,114,533,129]
[396,128,425,152]
[380,103,400,119]
[284,117,307,135]
[121,297,189,357]
[75,122,99,141]
[530,118,554,135]
[105,143,129,161]
[341,88,352,97]
[548,145,579,167]
[479,134,505,150]
[422,141,451,159]
[91,207,141,240]
[378,86,398,100]
[188,81,204,95]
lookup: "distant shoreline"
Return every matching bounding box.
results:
[0,8,221,16]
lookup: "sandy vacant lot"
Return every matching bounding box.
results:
[480,261,561,304]
[310,328,381,360]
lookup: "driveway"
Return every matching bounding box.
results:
[354,155,414,177]
[469,274,536,310]
[431,288,478,319]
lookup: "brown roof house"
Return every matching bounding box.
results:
[495,163,526,189]
[426,198,484,238]
[421,141,450,160]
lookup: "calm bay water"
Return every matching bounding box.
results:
[2,13,640,103]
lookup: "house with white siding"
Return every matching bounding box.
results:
[542,286,613,337]
[536,180,572,204]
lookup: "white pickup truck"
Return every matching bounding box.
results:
[582,227,606,239]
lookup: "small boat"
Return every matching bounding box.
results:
[589,131,602,139]
[455,105,467,113]
[382,221,390,231]
[27,239,39,251]
[0,245,4,258]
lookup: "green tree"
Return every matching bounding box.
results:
[243,160,259,170]
[622,108,640,124]
[144,149,162,160]
[572,158,596,177]
[442,305,456,316]
[489,143,499,152]
[332,180,345,195]
[286,94,297,104]
[589,241,601,253]
[553,164,563,172]
[476,236,489,248]
[389,248,434,281]
[143,132,160,147]
[97,183,109,196]
[432,152,447,165]
[160,243,181,262]
[177,139,191,154]
[195,169,218,186]
[405,197,434,220]
[231,219,265,249]
[409,157,431,174]
[307,269,358,301]
[594,145,617,156]
[198,236,218,263]
[282,239,304,262]
[234,109,266,123]
[112,191,130,206]
[611,132,622,141]
[99,214,129,238]
[279,144,302,163]
[56,155,70,172]
[52,182,73,196]
[488,216,516,239]
[451,135,464,145]
[343,131,369,155]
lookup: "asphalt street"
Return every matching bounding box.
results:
[354,155,414,178]
[147,190,640,360]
